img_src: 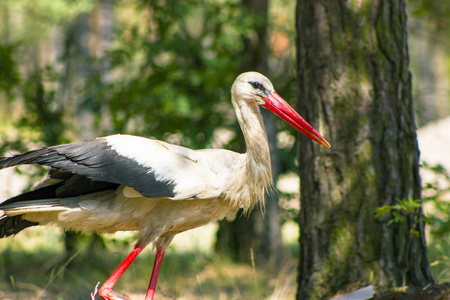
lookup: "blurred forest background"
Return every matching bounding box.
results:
[0,0,449,299]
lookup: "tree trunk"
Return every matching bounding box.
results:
[215,0,283,264]
[296,0,433,299]
[59,0,114,259]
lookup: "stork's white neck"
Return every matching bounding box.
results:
[229,96,273,212]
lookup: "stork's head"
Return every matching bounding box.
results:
[232,72,331,148]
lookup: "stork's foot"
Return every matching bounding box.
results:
[98,286,126,300]
[97,244,145,300]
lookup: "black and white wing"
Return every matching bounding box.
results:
[0,134,227,202]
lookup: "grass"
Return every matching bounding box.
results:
[1,219,449,300]
[0,208,448,300]
[0,224,298,300]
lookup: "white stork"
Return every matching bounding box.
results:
[0,72,330,300]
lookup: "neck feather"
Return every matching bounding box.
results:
[229,100,273,212]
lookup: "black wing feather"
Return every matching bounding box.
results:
[0,214,38,238]
[0,138,176,199]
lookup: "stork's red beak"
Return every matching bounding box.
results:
[262,92,331,148]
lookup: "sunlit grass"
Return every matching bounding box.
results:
[0,224,298,300]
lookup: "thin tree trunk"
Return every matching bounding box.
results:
[296,0,433,298]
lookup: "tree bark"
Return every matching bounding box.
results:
[296,0,433,298]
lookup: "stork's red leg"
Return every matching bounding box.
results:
[98,243,145,300]
[144,246,165,300]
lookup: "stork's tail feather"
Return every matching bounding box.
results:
[0,214,39,238]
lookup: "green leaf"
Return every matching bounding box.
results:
[374,205,393,219]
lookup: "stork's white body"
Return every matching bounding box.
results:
[1,133,269,247]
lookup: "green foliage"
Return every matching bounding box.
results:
[374,191,449,239]
[18,70,69,146]
[375,196,422,230]
[420,162,450,282]
[421,162,450,238]
[0,44,20,95]
[375,162,450,282]
[87,0,259,150]
[409,0,450,32]
[408,0,450,126]
[0,0,297,155]
[374,161,450,237]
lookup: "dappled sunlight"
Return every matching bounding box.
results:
[0,222,299,299]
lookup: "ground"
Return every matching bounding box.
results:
[0,223,298,300]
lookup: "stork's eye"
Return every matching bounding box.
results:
[248,81,263,90]
[248,81,268,97]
